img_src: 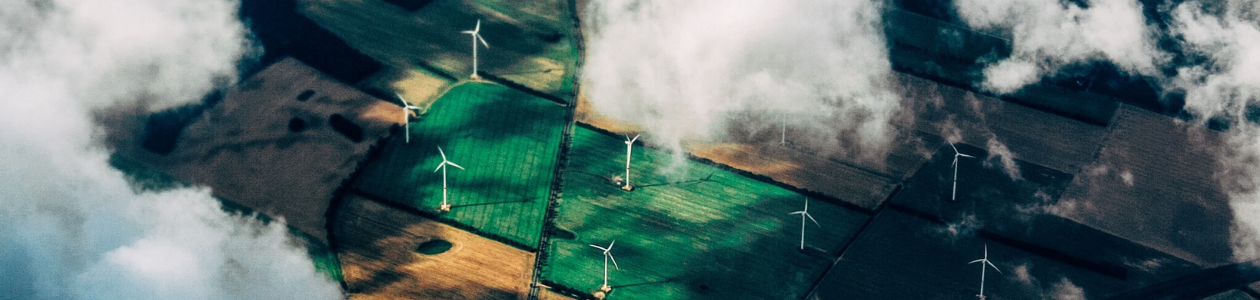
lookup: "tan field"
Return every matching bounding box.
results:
[114,58,402,244]
[360,65,457,113]
[334,194,537,300]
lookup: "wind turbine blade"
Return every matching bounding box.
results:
[969,259,985,264]
[950,143,959,154]
[631,134,640,143]
[477,34,489,48]
[789,211,805,215]
[608,240,615,250]
[804,212,820,226]
[396,93,406,103]
[438,146,447,161]
[590,244,607,251]
[952,157,959,167]
[434,163,443,173]
[447,161,465,170]
[474,19,480,32]
[461,30,476,34]
[609,253,620,270]
[959,154,976,158]
[986,260,1001,272]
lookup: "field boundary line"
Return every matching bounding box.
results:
[349,188,537,252]
[574,121,878,216]
[529,0,585,298]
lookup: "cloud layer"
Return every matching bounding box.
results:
[581,0,906,166]
[954,0,1165,94]
[0,0,343,299]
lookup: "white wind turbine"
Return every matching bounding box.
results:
[461,19,490,80]
[433,146,464,212]
[397,93,420,143]
[780,115,787,146]
[968,244,1001,300]
[788,199,820,250]
[621,134,640,191]
[590,240,620,292]
[950,143,975,201]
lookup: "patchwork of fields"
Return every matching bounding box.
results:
[140,1,1246,299]
[354,82,568,249]
[540,126,871,300]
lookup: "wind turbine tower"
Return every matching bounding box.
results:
[397,93,420,143]
[461,19,490,80]
[622,134,640,191]
[968,244,1001,299]
[950,143,975,201]
[434,146,465,212]
[788,199,821,250]
[590,241,620,293]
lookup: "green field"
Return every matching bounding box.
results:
[541,126,871,300]
[353,82,567,248]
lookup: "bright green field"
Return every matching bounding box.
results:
[353,82,567,249]
[541,126,871,300]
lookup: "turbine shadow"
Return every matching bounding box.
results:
[633,172,716,189]
[609,278,679,289]
[449,197,534,209]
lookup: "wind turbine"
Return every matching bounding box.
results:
[433,146,464,212]
[950,143,975,201]
[780,115,787,146]
[968,244,1001,300]
[621,134,640,191]
[590,240,620,292]
[461,19,490,80]
[788,199,820,250]
[396,93,420,143]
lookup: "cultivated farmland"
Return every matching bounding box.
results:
[335,195,534,299]
[354,82,568,248]
[298,0,579,99]
[541,125,871,300]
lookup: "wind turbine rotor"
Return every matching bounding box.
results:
[477,34,489,48]
[446,161,465,170]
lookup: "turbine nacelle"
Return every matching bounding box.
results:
[589,240,619,270]
[434,146,466,172]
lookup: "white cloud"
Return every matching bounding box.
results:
[954,0,1165,94]
[1164,0,1260,262]
[1051,278,1088,300]
[582,0,907,167]
[0,0,343,299]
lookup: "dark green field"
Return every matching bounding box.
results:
[298,0,579,99]
[542,126,871,300]
[354,82,567,248]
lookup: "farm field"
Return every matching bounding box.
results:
[353,82,567,248]
[298,0,579,100]
[361,65,458,113]
[541,125,872,300]
[685,142,897,210]
[889,143,1198,283]
[810,209,1135,299]
[113,58,402,245]
[334,195,534,300]
[1059,105,1233,266]
[109,155,344,282]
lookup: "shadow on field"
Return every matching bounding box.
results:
[887,143,1202,284]
[334,198,526,299]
